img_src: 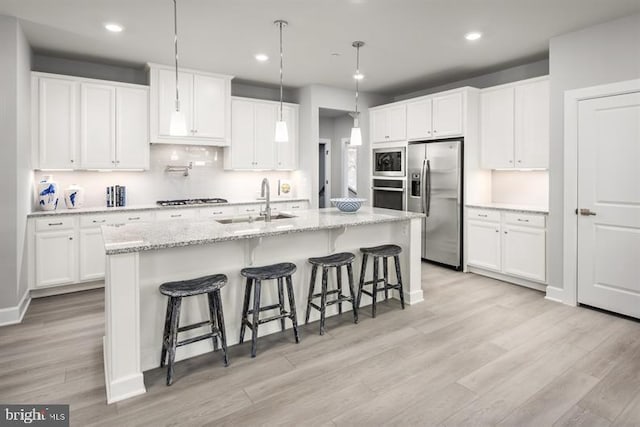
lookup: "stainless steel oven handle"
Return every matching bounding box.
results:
[425,159,432,217]
[371,187,405,192]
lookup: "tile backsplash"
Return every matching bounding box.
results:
[33,145,298,210]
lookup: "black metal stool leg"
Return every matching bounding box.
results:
[357,253,368,308]
[277,277,286,331]
[305,265,318,324]
[286,275,300,343]
[336,265,343,315]
[250,279,262,358]
[166,296,182,386]
[160,296,172,368]
[239,277,252,344]
[383,256,389,301]
[207,292,219,352]
[346,262,358,324]
[319,267,328,335]
[372,256,379,318]
[213,289,229,366]
[394,255,405,309]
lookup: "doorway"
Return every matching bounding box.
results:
[318,138,331,208]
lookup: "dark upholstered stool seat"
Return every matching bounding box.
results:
[360,244,402,257]
[308,252,355,267]
[241,262,297,280]
[159,274,227,297]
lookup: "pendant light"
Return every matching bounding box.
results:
[274,20,289,143]
[169,0,187,136]
[349,41,364,146]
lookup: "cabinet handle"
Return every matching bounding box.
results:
[433,130,437,133]
[112,160,116,164]
[69,236,73,240]
[517,218,529,222]
[504,231,508,234]
[70,159,74,163]
[48,222,63,226]
[128,217,141,221]
[246,208,256,212]
[92,219,106,224]
[291,205,300,209]
[116,160,120,164]
[495,229,499,233]
[478,214,488,218]
[509,160,513,163]
[212,211,223,215]
[170,214,181,218]
[517,160,522,163]
[385,135,390,139]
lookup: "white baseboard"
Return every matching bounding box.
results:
[545,286,571,305]
[0,291,31,327]
[468,266,546,292]
[30,281,104,298]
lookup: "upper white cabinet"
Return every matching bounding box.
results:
[406,92,464,141]
[224,97,299,170]
[149,64,232,146]
[33,72,149,170]
[371,104,406,143]
[480,77,549,169]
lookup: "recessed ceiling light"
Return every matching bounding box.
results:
[353,73,364,80]
[255,53,269,62]
[465,31,482,41]
[104,23,124,33]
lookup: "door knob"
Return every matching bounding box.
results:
[578,208,596,216]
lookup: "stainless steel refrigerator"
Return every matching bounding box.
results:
[407,140,462,269]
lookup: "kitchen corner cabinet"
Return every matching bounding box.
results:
[148,64,233,146]
[224,97,299,170]
[406,92,464,141]
[371,104,406,143]
[33,72,149,170]
[480,77,549,169]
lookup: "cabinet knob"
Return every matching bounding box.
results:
[504,231,508,234]
[433,130,437,133]
[509,160,513,163]
[495,229,499,233]
[69,237,73,240]
[112,160,116,164]
[385,135,389,139]
[517,160,522,163]
[116,160,120,164]
[70,159,74,163]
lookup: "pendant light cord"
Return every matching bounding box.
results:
[173,0,180,112]
[354,44,360,117]
[279,21,284,121]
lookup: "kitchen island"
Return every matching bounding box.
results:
[101,207,424,403]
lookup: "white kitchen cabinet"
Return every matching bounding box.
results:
[80,83,116,169]
[149,64,232,146]
[406,99,433,140]
[199,205,237,219]
[275,104,299,170]
[254,102,277,169]
[371,104,406,143]
[155,209,200,221]
[467,220,502,271]
[116,86,149,169]
[36,76,78,169]
[79,227,106,281]
[502,224,546,282]
[34,230,77,288]
[480,77,549,169]
[432,92,464,138]
[285,201,309,211]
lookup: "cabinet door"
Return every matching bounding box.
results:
[480,87,515,169]
[275,104,298,169]
[116,87,149,169]
[370,109,388,143]
[385,105,407,142]
[79,228,105,281]
[35,231,76,287]
[467,220,501,271]
[502,225,546,282]
[253,102,276,169]
[406,99,432,140]
[433,93,463,137]
[157,69,193,137]
[193,74,226,140]
[80,83,116,168]
[515,79,549,169]
[231,99,256,169]
[38,77,78,169]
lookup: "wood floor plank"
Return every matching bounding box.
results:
[612,392,640,427]
[554,405,612,427]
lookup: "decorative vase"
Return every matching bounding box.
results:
[64,184,85,209]
[37,175,59,211]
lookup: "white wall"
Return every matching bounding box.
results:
[491,171,549,207]
[318,113,355,199]
[33,145,295,209]
[548,14,640,291]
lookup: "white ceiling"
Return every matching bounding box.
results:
[1,0,639,95]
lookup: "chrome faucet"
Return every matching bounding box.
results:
[260,178,272,222]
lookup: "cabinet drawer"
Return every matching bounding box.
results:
[35,217,75,232]
[504,212,546,228]
[199,206,236,218]
[238,204,260,215]
[120,211,154,223]
[156,209,199,221]
[467,208,500,222]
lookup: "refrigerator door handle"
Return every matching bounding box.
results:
[425,159,432,217]
[421,159,427,214]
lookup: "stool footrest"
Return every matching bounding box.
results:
[176,331,220,348]
[360,284,401,298]
[247,303,283,315]
[177,320,212,333]
[309,295,353,312]
[310,289,341,299]
[362,278,387,286]
[243,311,291,330]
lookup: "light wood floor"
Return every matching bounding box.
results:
[2,264,640,426]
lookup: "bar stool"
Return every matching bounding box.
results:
[305,252,358,335]
[159,274,229,386]
[239,262,300,358]
[357,245,405,318]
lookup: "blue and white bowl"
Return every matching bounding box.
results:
[330,198,366,213]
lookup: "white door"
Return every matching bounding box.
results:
[370,109,387,143]
[253,102,276,169]
[433,93,463,138]
[406,99,432,140]
[193,74,226,140]
[230,99,255,168]
[467,220,501,271]
[275,105,297,169]
[481,87,515,169]
[38,77,78,169]
[385,105,407,142]
[80,83,116,168]
[116,87,149,169]
[515,79,549,168]
[79,228,106,281]
[502,225,546,282]
[35,231,76,287]
[158,69,193,137]
[577,92,640,318]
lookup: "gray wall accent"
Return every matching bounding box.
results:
[0,16,31,311]
[33,53,147,84]
[548,13,640,292]
[394,59,549,101]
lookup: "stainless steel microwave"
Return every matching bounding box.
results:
[373,147,405,177]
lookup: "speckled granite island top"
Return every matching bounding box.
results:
[102,207,425,255]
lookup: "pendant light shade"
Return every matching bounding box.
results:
[349,41,364,146]
[169,0,187,136]
[274,19,289,143]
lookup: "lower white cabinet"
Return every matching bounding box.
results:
[35,230,77,288]
[467,208,546,284]
[79,227,106,281]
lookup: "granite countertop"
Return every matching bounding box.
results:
[27,198,309,218]
[466,202,549,214]
[102,207,425,255]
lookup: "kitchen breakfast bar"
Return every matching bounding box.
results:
[101,207,424,403]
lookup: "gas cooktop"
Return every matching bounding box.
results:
[156,198,228,207]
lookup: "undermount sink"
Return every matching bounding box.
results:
[216,213,296,225]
